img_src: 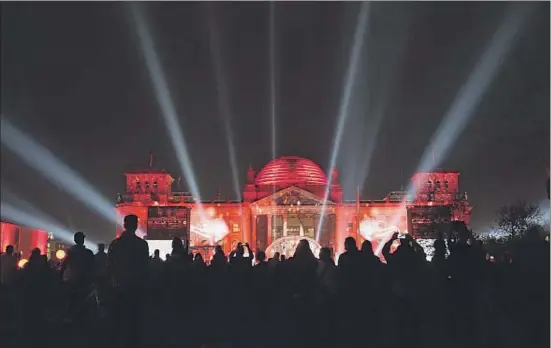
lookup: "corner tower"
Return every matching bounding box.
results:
[115,168,174,238]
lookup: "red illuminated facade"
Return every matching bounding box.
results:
[115,156,472,257]
[0,221,49,257]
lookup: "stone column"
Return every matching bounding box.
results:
[334,206,347,256]
[240,205,251,245]
[251,214,257,248]
[283,213,288,237]
[267,213,272,247]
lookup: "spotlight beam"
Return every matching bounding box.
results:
[415,5,532,176]
[1,187,72,231]
[1,118,117,224]
[355,18,411,192]
[269,1,277,161]
[390,5,532,228]
[316,2,371,240]
[1,201,98,249]
[356,101,385,192]
[129,5,206,217]
[206,5,242,201]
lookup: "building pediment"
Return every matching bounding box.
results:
[253,186,334,206]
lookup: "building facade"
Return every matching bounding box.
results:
[115,156,472,258]
[0,221,49,258]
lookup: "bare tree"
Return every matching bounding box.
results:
[496,201,542,239]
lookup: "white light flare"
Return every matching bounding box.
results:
[0,118,117,225]
[269,1,277,162]
[538,199,550,225]
[206,5,242,201]
[129,5,206,220]
[389,5,532,228]
[1,202,99,250]
[316,2,371,240]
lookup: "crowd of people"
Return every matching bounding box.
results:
[0,214,549,348]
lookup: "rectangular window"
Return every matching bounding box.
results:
[232,223,240,233]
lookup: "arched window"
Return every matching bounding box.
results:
[153,181,158,189]
[145,181,150,189]
[435,180,441,191]
[427,180,432,189]
[444,180,449,191]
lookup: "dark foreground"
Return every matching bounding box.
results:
[0,237,549,348]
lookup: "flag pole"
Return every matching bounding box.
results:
[431,142,436,168]
[356,185,361,238]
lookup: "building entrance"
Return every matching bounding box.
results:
[265,236,322,259]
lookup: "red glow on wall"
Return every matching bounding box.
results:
[0,222,17,251]
[255,156,328,187]
[0,222,49,257]
[32,229,48,255]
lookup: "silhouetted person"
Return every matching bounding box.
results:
[268,251,280,270]
[338,237,361,270]
[290,240,318,298]
[361,240,381,268]
[250,250,270,340]
[24,248,49,277]
[62,232,95,322]
[229,242,253,275]
[285,240,319,346]
[151,248,162,261]
[165,238,190,287]
[254,250,267,266]
[0,245,17,286]
[94,243,109,308]
[147,249,164,297]
[512,228,550,348]
[337,237,366,342]
[253,250,269,282]
[0,245,19,347]
[170,237,187,260]
[107,215,149,348]
[194,252,207,269]
[338,237,363,295]
[95,243,108,274]
[62,232,95,284]
[20,248,52,345]
[149,249,163,273]
[317,247,337,296]
[211,245,227,269]
[360,239,382,291]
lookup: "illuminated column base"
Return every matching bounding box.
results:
[334,207,347,254]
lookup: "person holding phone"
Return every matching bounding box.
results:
[229,242,254,270]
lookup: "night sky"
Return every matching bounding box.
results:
[1,2,549,243]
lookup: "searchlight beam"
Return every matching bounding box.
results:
[317,2,371,240]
